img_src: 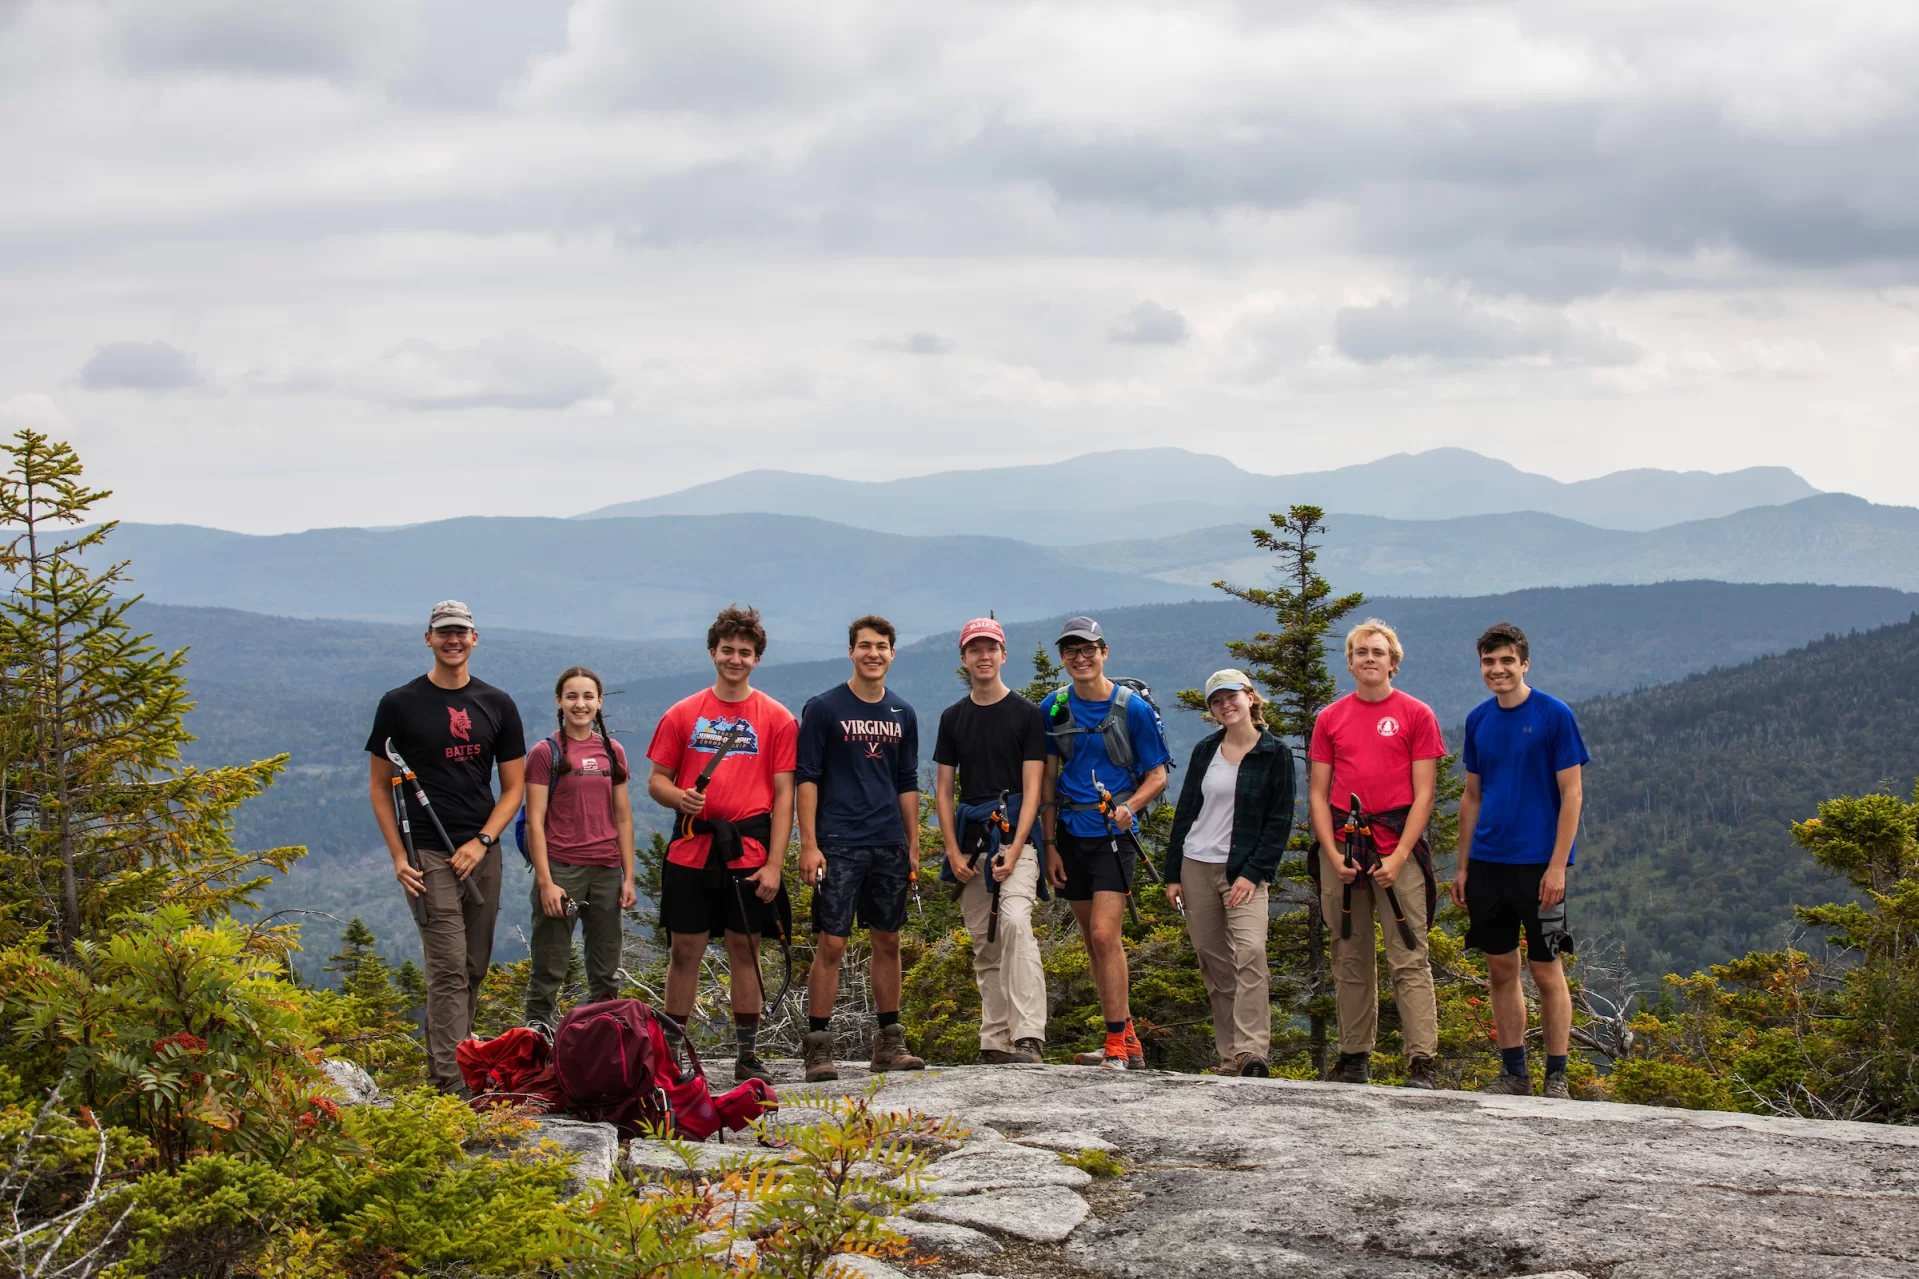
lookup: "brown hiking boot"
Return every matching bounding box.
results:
[1403,1055,1438,1090]
[869,1023,924,1073]
[802,1030,838,1083]
[1329,1052,1371,1084]
[1543,1070,1572,1100]
[1482,1072,1532,1096]
[734,1054,775,1085]
[982,1040,1043,1065]
[1237,1054,1270,1078]
[1013,1037,1045,1062]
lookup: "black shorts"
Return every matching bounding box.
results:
[1054,830,1139,902]
[812,844,910,937]
[1464,860,1570,958]
[660,859,779,938]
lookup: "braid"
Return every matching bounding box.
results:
[595,707,628,783]
[551,707,571,780]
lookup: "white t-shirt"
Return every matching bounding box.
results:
[1182,749,1241,864]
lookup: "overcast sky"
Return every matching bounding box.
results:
[4,0,1918,533]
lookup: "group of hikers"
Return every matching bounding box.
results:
[367,598,1589,1102]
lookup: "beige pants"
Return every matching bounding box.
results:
[416,844,503,1091]
[1319,858,1439,1058]
[1180,859,1272,1065]
[957,845,1046,1050]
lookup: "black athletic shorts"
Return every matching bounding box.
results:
[660,859,779,938]
[1054,829,1139,902]
[1464,860,1567,958]
[812,844,911,938]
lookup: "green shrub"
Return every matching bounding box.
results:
[1061,1148,1123,1178]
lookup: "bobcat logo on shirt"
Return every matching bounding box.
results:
[1376,716,1401,738]
[447,707,472,742]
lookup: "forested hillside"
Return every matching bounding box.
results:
[1570,617,1919,980]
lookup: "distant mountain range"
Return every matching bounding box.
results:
[578,447,1819,541]
[100,491,1919,647]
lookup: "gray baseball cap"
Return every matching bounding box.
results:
[1057,616,1104,645]
[428,599,475,630]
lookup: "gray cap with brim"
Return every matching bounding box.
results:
[428,599,475,630]
[1057,616,1104,645]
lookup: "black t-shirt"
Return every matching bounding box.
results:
[365,675,526,850]
[933,691,1046,804]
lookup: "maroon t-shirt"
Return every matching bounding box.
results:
[525,734,630,868]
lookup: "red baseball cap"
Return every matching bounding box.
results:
[959,617,1006,649]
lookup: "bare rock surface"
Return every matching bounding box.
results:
[860,1065,1919,1279]
[1015,1128,1117,1153]
[520,1117,619,1196]
[913,1184,1093,1243]
[319,1058,379,1106]
[920,1141,1093,1194]
[883,1217,1003,1257]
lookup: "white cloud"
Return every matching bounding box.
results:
[1109,301,1188,346]
[3,1,1919,529]
[76,341,205,390]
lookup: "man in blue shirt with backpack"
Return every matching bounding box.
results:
[1454,621,1590,1100]
[1038,617,1172,1070]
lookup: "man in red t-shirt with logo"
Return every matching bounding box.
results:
[1308,619,1445,1089]
[646,604,797,1084]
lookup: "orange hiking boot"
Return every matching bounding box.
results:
[1123,1020,1145,1070]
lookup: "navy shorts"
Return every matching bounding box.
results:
[1464,860,1572,958]
[812,844,910,937]
[1054,830,1139,902]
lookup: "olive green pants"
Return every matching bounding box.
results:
[524,861,626,1032]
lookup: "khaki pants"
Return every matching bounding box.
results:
[525,861,626,1032]
[1319,859,1439,1059]
[957,845,1046,1050]
[416,844,502,1091]
[1180,859,1272,1065]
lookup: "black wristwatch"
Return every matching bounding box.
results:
[476,832,496,849]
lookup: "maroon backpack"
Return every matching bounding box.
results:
[552,998,775,1140]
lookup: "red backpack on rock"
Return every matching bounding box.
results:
[457,1026,566,1110]
[552,998,775,1140]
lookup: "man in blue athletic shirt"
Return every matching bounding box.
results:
[1038,616,1172,1070]
[796,614,926,1083]
[1452,621,1590,1100]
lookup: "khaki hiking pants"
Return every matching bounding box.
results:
[1180,859,1272,1065]
[958,845,1046,1051]
[416,844,503,1092]
[1319,859,1438,1059]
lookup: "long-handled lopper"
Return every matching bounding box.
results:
[385,739,484,907]
[1091,770,1140,927]
[388,770,429,928]
[1338,791,1416,949]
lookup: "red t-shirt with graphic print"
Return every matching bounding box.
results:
[525,734,630,868]
[646,688,798,871]
[1309,689,1446,856]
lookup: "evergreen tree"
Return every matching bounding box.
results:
[1014,643,1063,704]
[0,430,300,954]
[1176,505,1364,1075]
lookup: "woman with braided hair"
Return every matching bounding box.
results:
[522,666,637,1031]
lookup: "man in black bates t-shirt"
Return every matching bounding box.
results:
[365,599,526,1095]
[934,618,1048,1064]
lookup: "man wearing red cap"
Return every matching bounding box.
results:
[934,618,1049,1063]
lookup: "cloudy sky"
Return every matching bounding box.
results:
[4,0,1918,532]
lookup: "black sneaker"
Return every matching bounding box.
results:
[1328,1052,1371,1085]
[1403,1055,1438,1090]
[735,1054,774,1085]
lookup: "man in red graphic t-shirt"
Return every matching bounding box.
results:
[646,604,796,1084]
[1308,619,1445,1089]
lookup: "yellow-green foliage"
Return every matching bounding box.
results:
[6,908,335,1171]
[1061,1147,1123,1178]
